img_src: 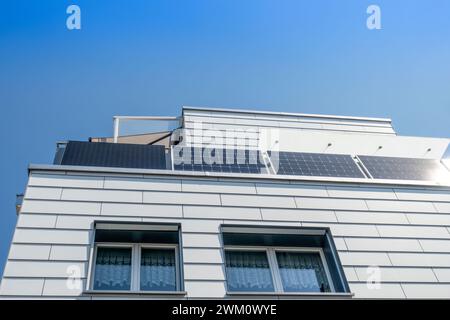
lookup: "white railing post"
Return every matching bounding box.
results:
[113,117,119,143]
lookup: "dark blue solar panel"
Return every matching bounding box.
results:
[272,152,365,178]
[358,155,448,181]
[173,147,267,174]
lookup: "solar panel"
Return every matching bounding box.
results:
[173,147,268,174]
[358,155,449,181]
[271,152,366,178]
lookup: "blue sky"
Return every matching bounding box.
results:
[0,0,449,273]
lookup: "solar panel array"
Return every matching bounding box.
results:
[272,152,366,178]
[172,146,450,182]
[358,155,448,181]
[173,147,267,174]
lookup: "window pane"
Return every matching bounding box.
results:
[140,248,176,291]
[93,247,132,291]
[276,251,331,292]
[225,250,274,292]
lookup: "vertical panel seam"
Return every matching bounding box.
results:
[40,279,46,296]
[430,268,440,282]
[431,202,440,213]
[399,283,408,299]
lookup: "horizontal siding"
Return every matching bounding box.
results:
[3,171,450,299]
[344,238,422,252]
[349,283,405,298]
[388,253,450,267]
[104,176,181,191]
[3,261,86,278]
[17,214,57,228]
[354,267,437,283]
[401,284,450,299]
[8,244,51,260]
[13,229,91,245]
[183,206,261,220]
[0,279,45,296]
[42,279,84,296]
[183,180,256,194]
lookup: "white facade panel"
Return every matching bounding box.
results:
[143,191,221,206]
[104,176,181,191]
[61,188,142,203]
[183,180,256,194]
[365,200,437,213]
[221,194,296,208]
[335,211,409,225]
[8,244,51,260]
[326,186,397,200]
[419,239,450,253]
[344,238,422,252]
[25,186,62,200]
[349,283,406,299]
[295,198,368,211]
[394,189,450,202]
[388,253,450,267]
[13,229,91,245]
[432,268,450,282]
[42,279,84,296]
[101,203,183,218]
[182,249,223,264]
[338,252,392,266]
[0,279,45,296]
[376,225,450,239]
[261,209,337,222]
[3,261,86,278]
[183,206,261,220]
[184,264,225,281]
[406,213,450,226]
[184,281,226,298]
[256,183,327,197]
[182,234,222,248]
[17,214,57,229]
[49,245,89,261]
[354,267,437,282]
[21,200,101,216]
[28,173,104,189]
[401,284,450,299]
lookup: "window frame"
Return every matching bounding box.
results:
[90,242,180,293]
[224,245,335,294]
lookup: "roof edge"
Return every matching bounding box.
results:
[28,164,450,189]
[182,106,393,124]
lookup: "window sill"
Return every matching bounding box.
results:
[226,291,354,299]
[84,290,187,296]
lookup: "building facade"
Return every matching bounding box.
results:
[1,106,450,299]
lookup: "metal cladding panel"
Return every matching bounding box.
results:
[60,141,167,170]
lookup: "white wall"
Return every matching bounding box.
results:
[2,171,450,299]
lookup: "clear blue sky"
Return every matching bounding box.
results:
[1,0,449,273]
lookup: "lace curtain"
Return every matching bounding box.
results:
[225,251,274,292]
[94,247,132,290]
[276,251,330,292]
[140,248,176,291]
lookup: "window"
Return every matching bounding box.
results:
[89,222,183,293]
[221,225,350,295]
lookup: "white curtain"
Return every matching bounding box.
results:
[140,248,176,291]
[276,251,330,292]
[225,251,274,292]
[94,247,132,290]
